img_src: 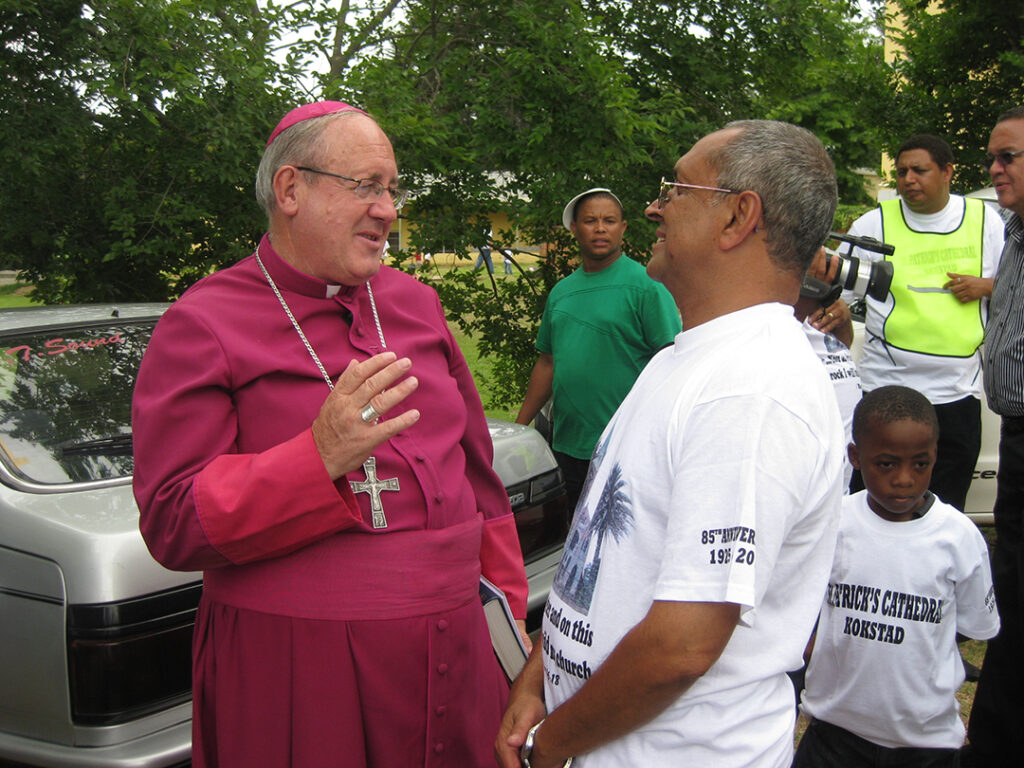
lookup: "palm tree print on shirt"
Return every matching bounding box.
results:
[553,447,635,614]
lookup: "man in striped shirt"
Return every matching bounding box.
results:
[968,106,1024,768]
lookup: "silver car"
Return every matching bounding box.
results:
[0,303,567,767]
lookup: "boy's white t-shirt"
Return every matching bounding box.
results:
[800,490,1000,749]
[543,303,844,767]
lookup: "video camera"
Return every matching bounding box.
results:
[800,231,894,307]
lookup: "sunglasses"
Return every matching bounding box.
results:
[986,149,1024,169]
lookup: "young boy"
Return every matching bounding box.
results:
[796,385,999,767]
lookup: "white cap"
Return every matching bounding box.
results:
[562,188,623,231]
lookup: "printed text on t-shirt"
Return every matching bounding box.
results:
[702,526,756,565]
[825,580,947,646]
[543,602,594,687]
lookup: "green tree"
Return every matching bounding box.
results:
[3,0,891,410]
[590,0,893,202]
[339,0,890,408]
[340,0,688,409]
[0,0,293,302]
[887,0,1024,191]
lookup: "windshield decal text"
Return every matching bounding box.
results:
[5,333,126,362]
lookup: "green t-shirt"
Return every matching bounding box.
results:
[536,256,681,459]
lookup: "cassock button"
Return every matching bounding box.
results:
[434,494,444,503]
[435,705,447,717]
[434,743,444,755]
[437,663,449,675]
[437,619,449,631]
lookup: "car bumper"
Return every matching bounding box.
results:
[0,718,191,768]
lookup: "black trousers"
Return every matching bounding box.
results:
[552,450,589,515]
[967,419,1024,766]
[850,395,980,511]
[793,719,959,768]
[930,396,982,511]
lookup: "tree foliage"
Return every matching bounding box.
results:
[589,0,893,202]
[887,0,1024,192]
[337,0,892,407]
[0,0,292,301]
[335,1,690,405]
[3,0,897,408]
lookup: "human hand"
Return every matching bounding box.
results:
[809,298,850,335]
[944,272,992,303]
[806,246,837,283]
[516,620,533,655]
[311,352,420,480]
[494,656,547,768]
[494,700,546,768]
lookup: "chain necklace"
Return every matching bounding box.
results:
[255,253,388,391]
[254,252,397,529]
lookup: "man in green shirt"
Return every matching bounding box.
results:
[516,188,681,509]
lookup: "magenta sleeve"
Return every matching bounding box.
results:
[133,302,361,572]
[480,514,528,618]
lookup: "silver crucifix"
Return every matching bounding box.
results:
[349,456,400,529]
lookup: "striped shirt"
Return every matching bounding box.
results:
[984,213,1024,416]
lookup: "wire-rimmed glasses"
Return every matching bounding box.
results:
[297,166,409,209]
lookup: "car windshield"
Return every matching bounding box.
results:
[0,320,155,485]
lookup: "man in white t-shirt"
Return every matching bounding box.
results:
[842,134,1004,510]
[495,121,845,768]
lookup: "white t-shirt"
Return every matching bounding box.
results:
[544,303,845,768]
[800,491,1000,749]
[802,320,861,488]
[843,195,1004,403]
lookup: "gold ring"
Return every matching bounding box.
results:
[826,312,834,320]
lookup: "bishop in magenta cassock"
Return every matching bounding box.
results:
[132,102,528,768]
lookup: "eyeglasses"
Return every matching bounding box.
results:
[985,149,1024,169]
[658,177,742,209]
[296,167,409,209]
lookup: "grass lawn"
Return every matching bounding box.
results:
[437,263,530,422]
[449,323,521,422]
[0,282,36,308]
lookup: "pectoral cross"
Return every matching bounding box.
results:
[349,457,400,529]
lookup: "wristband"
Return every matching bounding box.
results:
[520,719,573,768]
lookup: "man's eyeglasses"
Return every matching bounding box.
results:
[658,177,742,209]
[986,149,1024,169]
[296,167,410,209]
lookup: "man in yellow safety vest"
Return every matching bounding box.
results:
[842,134,1005,512]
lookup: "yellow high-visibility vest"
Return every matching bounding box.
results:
[880,198,986,358]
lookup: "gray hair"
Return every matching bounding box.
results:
[997,106,1024,124]
[710,120,837,273]
[254,110,368,217]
